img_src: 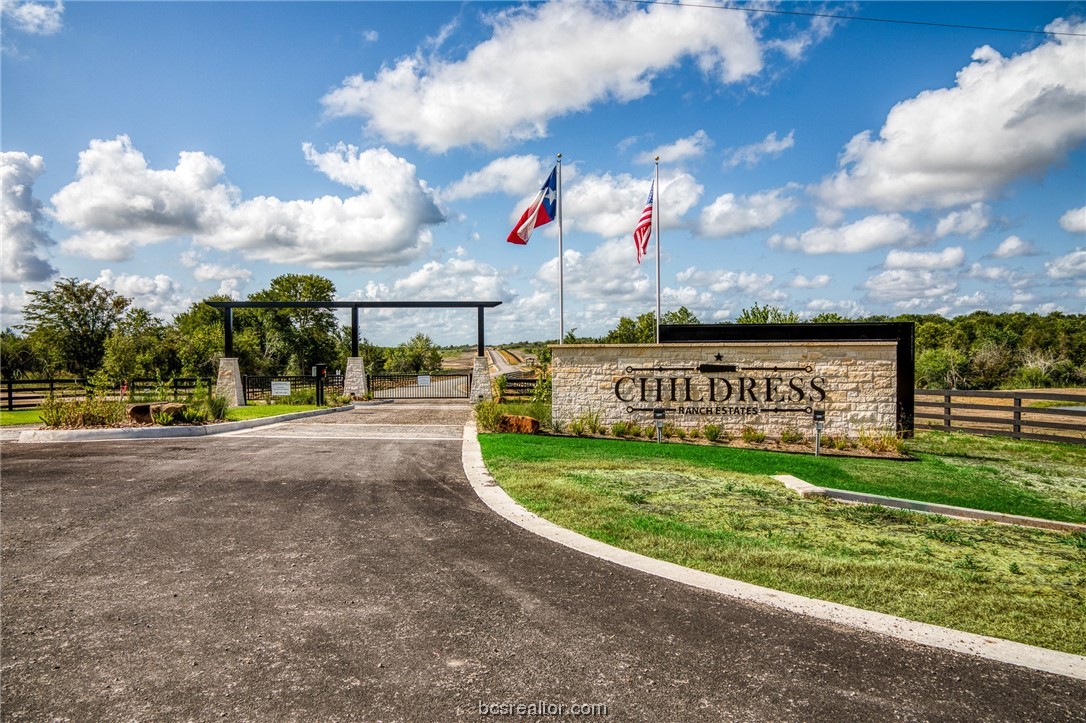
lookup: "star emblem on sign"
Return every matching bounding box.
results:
[714,353,724,361]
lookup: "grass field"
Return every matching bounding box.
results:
[478,432,1086,654]
[0,409,44,426]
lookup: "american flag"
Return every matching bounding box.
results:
[633,181,654,264]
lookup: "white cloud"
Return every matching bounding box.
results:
[863,269,956,304]
[560,171,702,238]
[675,267,783,300]
[884,246,965,270]
[697,186,797,238]
[321,0,764,151]
[815,20,1086,211]
[1,0,63,35]
[1046,247,1086,280]
[991,235,1036,258]
[723,130,795,169]
[1060,205,1086,233]
[789,274,831,289]
[1,151,57,282]
[52,135,237,242]
[50,136,444,270]
[804,298,866,318]
[538,239,653,303]
[93,269,188,319]
[441,155,548,201]
[390,257,516,302]
[635,130,713,165]
[935,202,989,238]
[768,213,914,254]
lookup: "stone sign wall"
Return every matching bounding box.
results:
[552,342,898,439]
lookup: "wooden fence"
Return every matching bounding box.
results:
[2,377,213,411]
[915,389,1086,445]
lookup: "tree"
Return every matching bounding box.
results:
[735,303,800,324]
[384,333,443,373]
[19,278,130,376]
[249,274,338,375]
[0,329,45,379]
[101,308,180,381]
[661,306,700,326]
[171,296,265,377]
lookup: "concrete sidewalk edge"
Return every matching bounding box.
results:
[773,474,1086,533]
[17,406,350,443]
[462,423,1086,681]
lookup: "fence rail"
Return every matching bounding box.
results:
[915,389,1086,445]
[2,377,213,411]
[502,373,539,399]
[243,375,345,404]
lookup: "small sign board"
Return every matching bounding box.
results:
[417,375,431,386]
[653,407,666,420]
[812,409,825,422]
[271,381,291,397]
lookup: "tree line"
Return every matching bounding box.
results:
[560,303,1086,390]
[1,275,446,382]
[3,277,1082,391]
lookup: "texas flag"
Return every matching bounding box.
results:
[507,165,558,245]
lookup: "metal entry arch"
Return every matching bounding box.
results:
[204,300,502,359]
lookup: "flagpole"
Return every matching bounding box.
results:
[654,156,661,344]
[557,153,565,344]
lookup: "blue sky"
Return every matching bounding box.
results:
[2,1,1084,346]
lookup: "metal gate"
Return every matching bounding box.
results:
[369,372,473,399]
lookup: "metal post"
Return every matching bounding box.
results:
[223,306,234,358]
[477,306,485,357]
[351,306,359,358]
[1013,396,1022,439]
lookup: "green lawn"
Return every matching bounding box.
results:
[2,404,325,426]
[478,432,1086,654]
[225,404,320,421]
[0,409,43,426]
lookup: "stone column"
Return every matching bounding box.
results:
[469,355,492,402]
[216,357,246,408]
[344,357,368,398]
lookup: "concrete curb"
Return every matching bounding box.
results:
[17,406,351,444]
[461,423,1086,681]
[773,474,1086,533]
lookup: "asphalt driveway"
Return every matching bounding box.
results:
[2,403,1084,721]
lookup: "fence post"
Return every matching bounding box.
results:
[943,392,952,430]
[1013,396,1022,439]
[5,379,12,412]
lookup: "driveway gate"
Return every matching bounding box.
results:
[368,372,473,399]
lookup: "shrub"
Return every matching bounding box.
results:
[474,400,504,432]
[572,409,603,435]
[611,421,633,437]
[152,410,175,426]
[687,427,701,439]
[824,434,853,450]
[780,427,806,444]
[858,427,905,454]
[660,422,677,438]
[703,424,722,443]
[741,426,766,443]
[568,419,585,436]
[285,389,317,405]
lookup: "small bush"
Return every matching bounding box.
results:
[687,427,701,439]
[661,422,678,439]
[569,409,602,436]
[858,427,905,454]
[703,424,722,443]
[741,426,766,443]
[474,400,504,432]
[152,410,176,426]
[285,389,317,405]
[611,421,633,437]
[824,434,853,450]
[780,427,806,444]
